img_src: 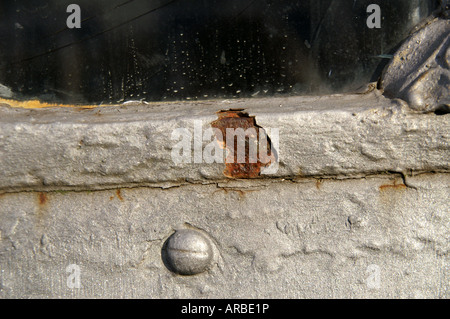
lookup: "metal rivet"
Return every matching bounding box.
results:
[162,229,214,276]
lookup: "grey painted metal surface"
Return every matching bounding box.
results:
[0,15,449,299]
[0,90,448,193]
[381,18,450,112]
[0,174,448,298]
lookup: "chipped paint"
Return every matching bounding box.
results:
[211,109,276,179]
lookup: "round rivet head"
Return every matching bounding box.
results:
[162,229,214,276]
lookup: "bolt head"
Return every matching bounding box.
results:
[163,229,214,275]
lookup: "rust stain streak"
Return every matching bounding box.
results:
[315,179,324,190]
[214,188,247,199]
[110,189,124,201]
[38,192,48,206]
[379,183,407,191]
[35,192,50,225]
[116,189,124,201]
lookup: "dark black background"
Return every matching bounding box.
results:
[0,0,439,104]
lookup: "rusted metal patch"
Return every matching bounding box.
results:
[211,109,276,178]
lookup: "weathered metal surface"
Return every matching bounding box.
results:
[0,174,448,298]
[381,17,450,112]
[0,15,449,299]
[0,90,448,193]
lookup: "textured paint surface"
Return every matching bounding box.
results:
[0,91,448,193]
[0,174,448,298]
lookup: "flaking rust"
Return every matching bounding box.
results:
[211,109,276,178]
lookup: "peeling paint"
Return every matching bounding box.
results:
[211,109,276,179]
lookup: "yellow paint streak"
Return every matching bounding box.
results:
[0,96,222,109]
[0,97,100,109]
